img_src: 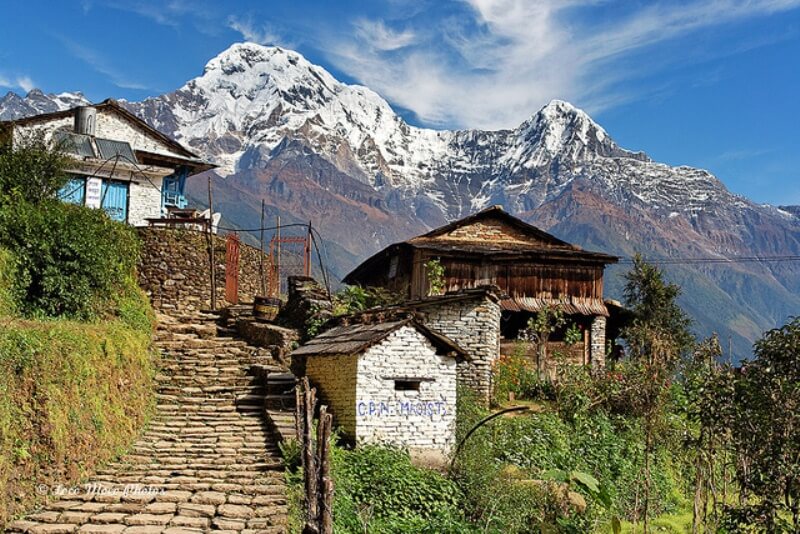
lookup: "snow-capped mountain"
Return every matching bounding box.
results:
[2,42,798,360]
[0,89,89,121]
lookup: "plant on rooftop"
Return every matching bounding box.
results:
[424,258,445,296]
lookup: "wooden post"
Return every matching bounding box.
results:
[317,407,334,534]
[295,385,303,443]
[304,221,312,277]
[207,177,217,311]
[302,377,318,532]
[260,199,266,295]
[276,216,282,298]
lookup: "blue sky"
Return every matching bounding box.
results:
[1,0,799,205]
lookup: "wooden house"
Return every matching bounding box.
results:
[0,100,214,226]
[343,206,619,370]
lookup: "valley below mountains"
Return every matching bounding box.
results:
[3,42,798,361]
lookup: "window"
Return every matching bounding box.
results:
[57,177,86,205]
[394,379,422,391]
[388,256,399,279]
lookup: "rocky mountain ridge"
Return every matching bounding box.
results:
[2,42,798,360]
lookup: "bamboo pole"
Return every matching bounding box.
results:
[305,221,312,277]
[276,215,282,298]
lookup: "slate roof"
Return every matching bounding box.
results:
[290,318,469,360]
[343,206,617,285]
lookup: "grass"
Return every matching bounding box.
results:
[0,267,157,524]
[612,509,693,533]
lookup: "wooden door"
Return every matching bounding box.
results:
[225,234,240,304]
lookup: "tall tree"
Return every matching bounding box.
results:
[722,317,800,532]
[622,254,695,364]
[621,256,694,533]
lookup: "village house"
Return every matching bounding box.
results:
[343,206,620,393]
[290,316,468,461]
[0,99,214,226]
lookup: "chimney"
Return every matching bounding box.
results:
[73,106,96,136]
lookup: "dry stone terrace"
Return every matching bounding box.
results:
[7,311,290,534]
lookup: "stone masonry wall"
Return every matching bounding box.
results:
[305,354,358,437]
[590,315,607,370]
[137,227,271,313]
[355,327,457,455]
[128,178,164,227]
[415,294,501,404]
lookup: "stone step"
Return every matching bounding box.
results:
[9,309,292,534]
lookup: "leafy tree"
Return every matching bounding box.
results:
[721,317,800,532]
[622,254,695,364]
[0,131,72,205]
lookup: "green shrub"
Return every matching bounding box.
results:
[492,342,553,404]
[285,441,473,533]
[0,199,140,320]
[0,132,71,205]
[0,247,17,316]
[332,445,467,530]
[453,392,686,531]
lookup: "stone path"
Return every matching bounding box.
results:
[7,311,289,534]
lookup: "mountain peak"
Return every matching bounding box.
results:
[204,42,311,77]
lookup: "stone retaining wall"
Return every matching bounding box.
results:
[136,227,271,313]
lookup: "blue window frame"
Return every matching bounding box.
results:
[101,181,129,222]
[162,166,189,209]
[57,177,86,205]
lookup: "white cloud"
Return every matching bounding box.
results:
[0,74,37,93]
[101,0,220,35]
[15,76,35,92]
[353,19,416,51]
[324,0,800,129]
[228,16,282,46]
[59,37,149,91]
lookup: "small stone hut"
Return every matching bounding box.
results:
[291,317,468,460]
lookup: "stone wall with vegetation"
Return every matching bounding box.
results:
[136,227,271,312]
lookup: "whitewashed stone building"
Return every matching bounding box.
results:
[291,318,467,460]
[0,99,213,226]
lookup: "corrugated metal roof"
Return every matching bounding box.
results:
[52,131,95,158]
[95,138,137,164]
[499,296,609,316]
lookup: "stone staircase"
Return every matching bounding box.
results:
[260,373,298,445]
[7,311,290,534]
